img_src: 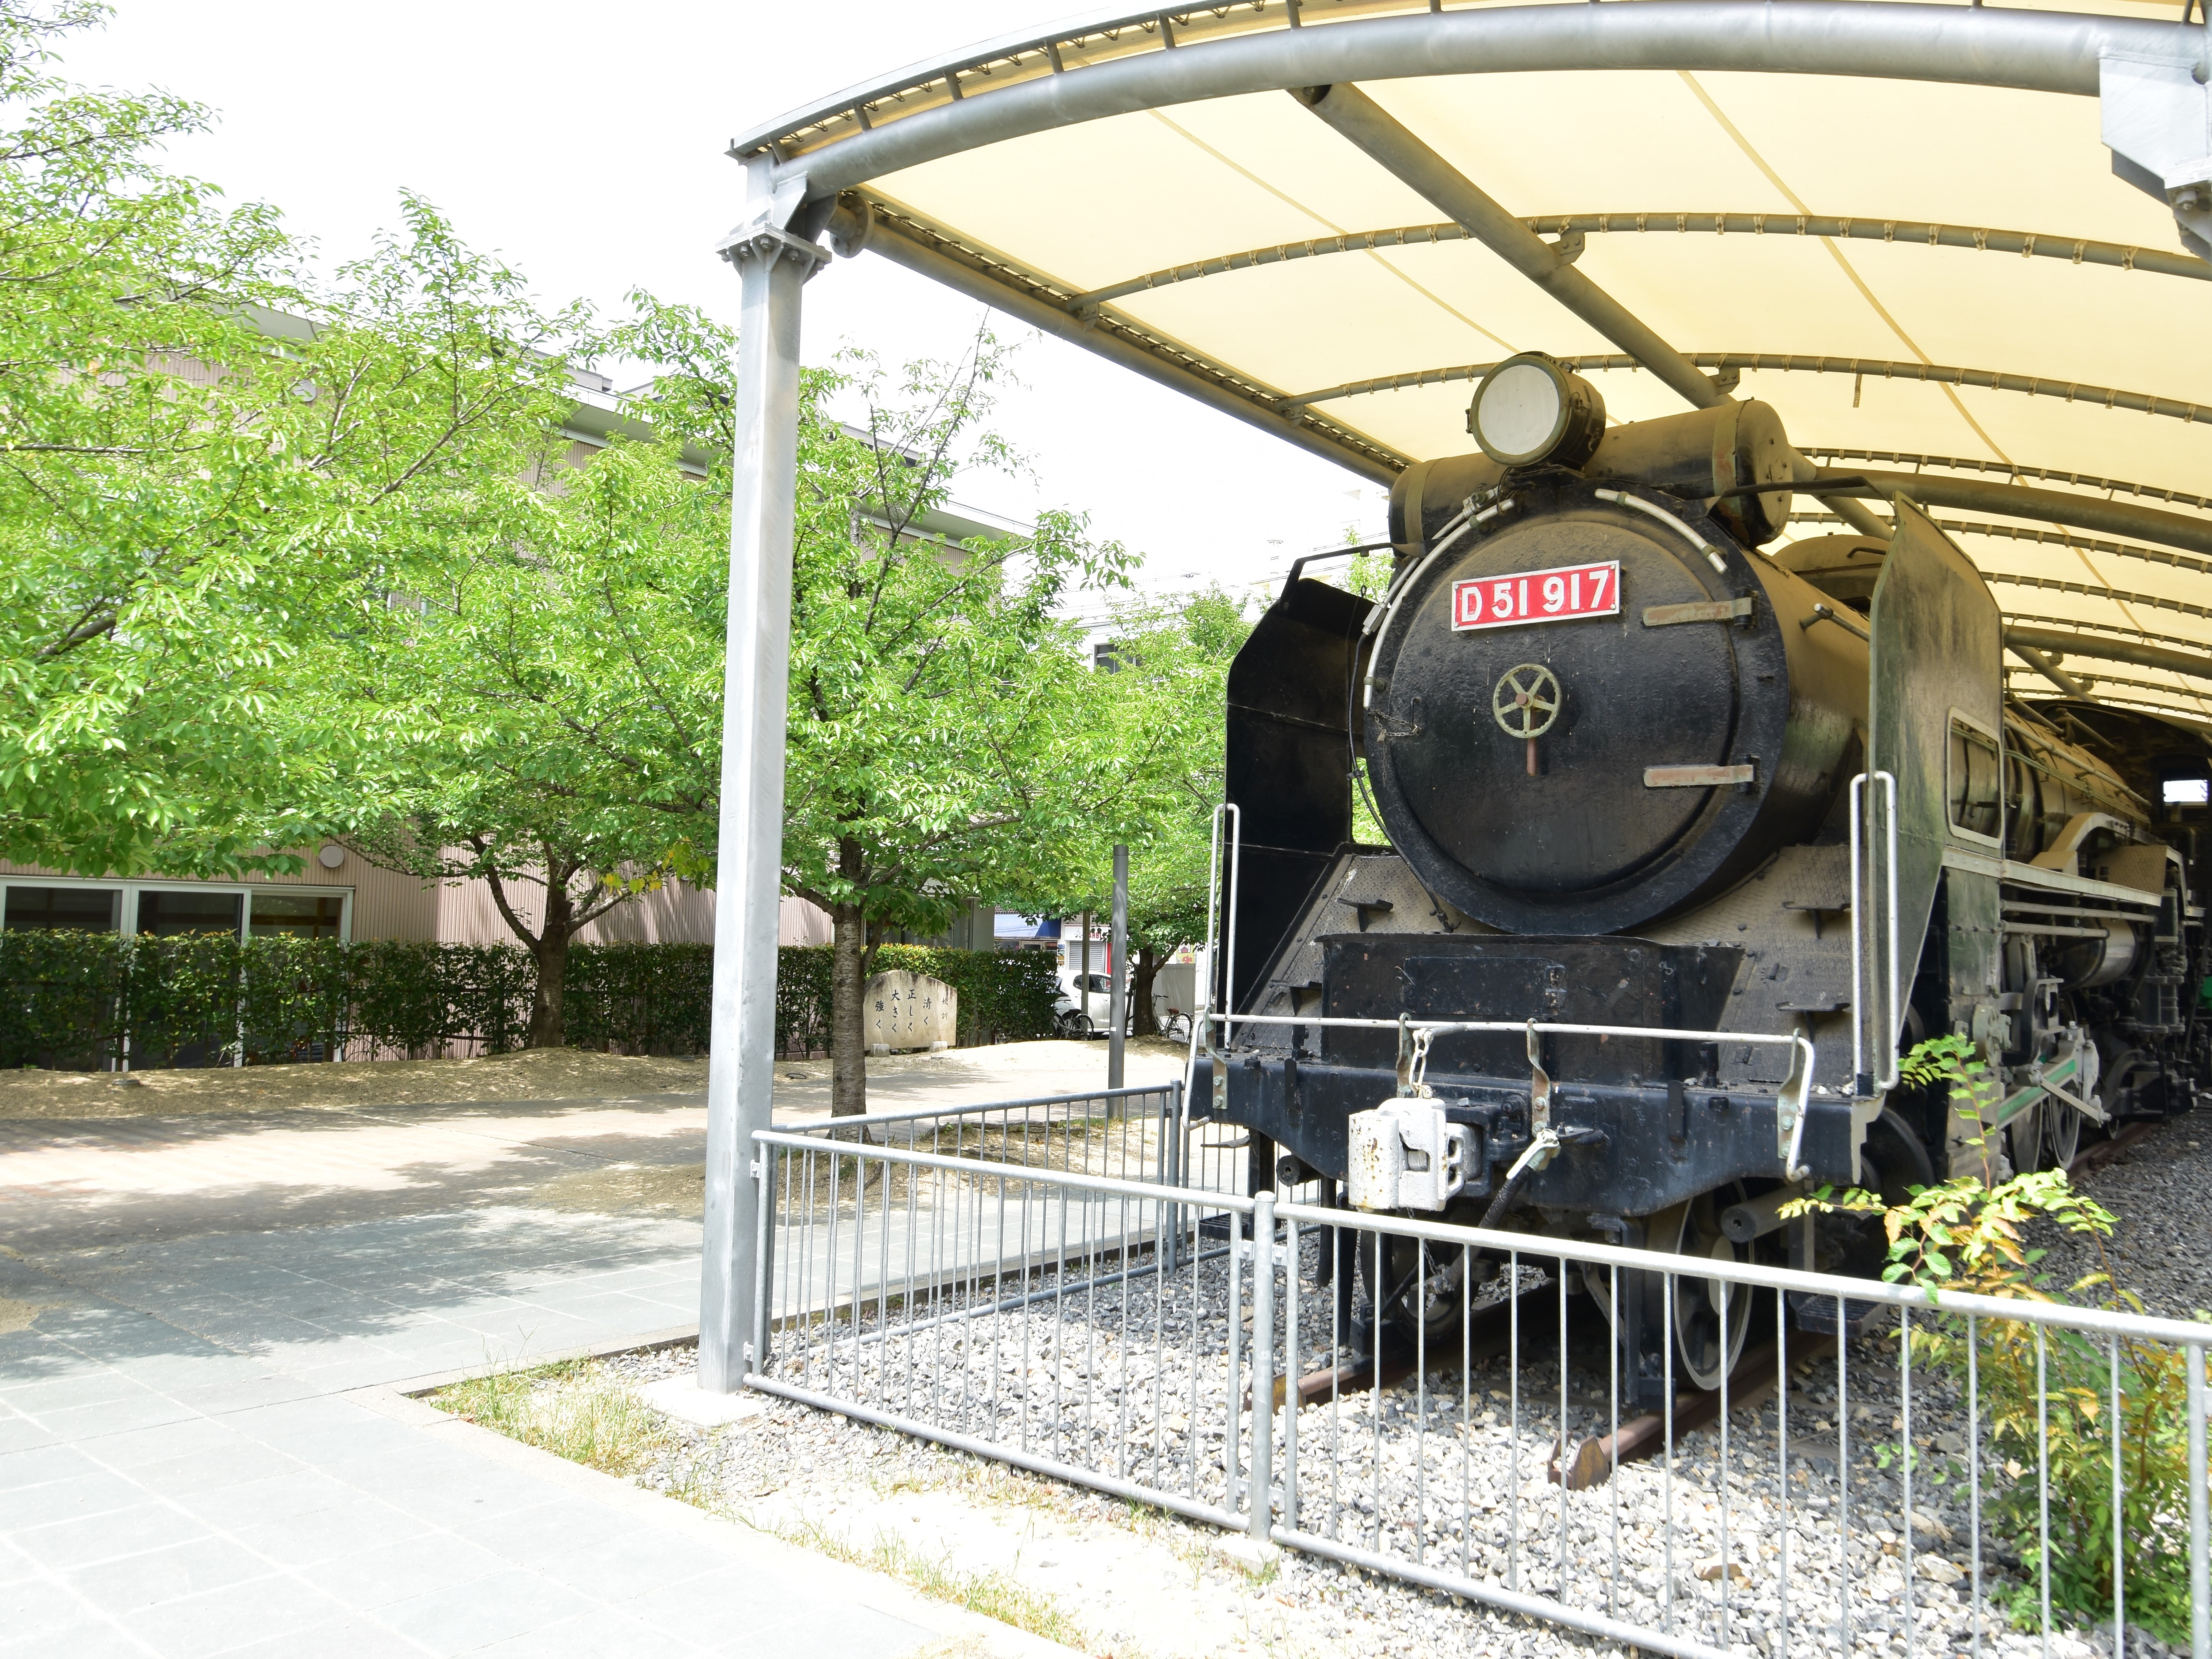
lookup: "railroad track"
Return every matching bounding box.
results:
[1277,1278,1839,1491]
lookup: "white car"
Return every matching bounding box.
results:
[1053,970,1194,1040]
[1053,971,1115,1037]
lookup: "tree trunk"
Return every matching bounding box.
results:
[1130,944,1161,1038]
[829,900,868,1118]
[528,882,573,1049]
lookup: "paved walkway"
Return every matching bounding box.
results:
[0,1043,1176,1657]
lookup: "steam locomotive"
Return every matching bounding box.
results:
[1194,352,2210,1398]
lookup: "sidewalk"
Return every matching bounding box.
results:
[0,1047,1176,1657]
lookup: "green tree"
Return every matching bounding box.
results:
[322,432,720,1047]
[318,302,1150,1079]
[779,338,1142,1113]
[1059,589,1250,1037]
[0,2,577,876]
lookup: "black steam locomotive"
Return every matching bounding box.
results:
[1195,352,2209,1398]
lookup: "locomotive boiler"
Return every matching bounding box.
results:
[1194,352,2209,1399]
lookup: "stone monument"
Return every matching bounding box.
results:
[862,970,957,1054]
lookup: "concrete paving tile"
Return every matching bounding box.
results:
[120,1444,306,1503]
[226,1497,429,1570]
[0,1413,59,1456]
[343,1465,554,1528]
[168,1470,357,1532]
[528,1528,734,1602]
[0,1613,160,1657]
[0,1372,152,1413]
[451,1499,632,1566]
[0,1550,99,1643]
[1,1469,155,1529]
[63,1538,273,1616]
[0,1331,91,1382]
[114,1571,348,1659]
[0,1441,104,1491]
[374,1566,594,1657]
[297,1531,509,1613]
[632,1570,935,1657]
[207,1613,430,1658]
[469,1604,709,1657]
[160,1378,317,1418]
[67,1418,242,1472]
[10,1502,211,1572]
[20,1396,199,1447]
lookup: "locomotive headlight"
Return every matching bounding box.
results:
[1467,352,1607,470]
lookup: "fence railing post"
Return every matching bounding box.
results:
[2190,1338,2208,1659]
[1250,1187,1277,1542]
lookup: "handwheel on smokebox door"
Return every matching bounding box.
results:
[1491,663,1561,777]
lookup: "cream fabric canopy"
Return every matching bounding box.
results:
[733,0,2212,720]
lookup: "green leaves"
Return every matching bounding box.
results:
[0,9,578,875]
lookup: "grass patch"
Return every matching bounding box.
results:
[776,1514,1092,1651]
[432,1359,674,1479]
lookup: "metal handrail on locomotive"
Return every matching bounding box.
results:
[1193,350,2209,1400]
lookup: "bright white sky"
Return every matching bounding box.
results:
[65,0,1390,613]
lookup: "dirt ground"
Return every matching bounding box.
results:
[0,1035,1191,1123]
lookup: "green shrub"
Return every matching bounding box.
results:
[0,930,1058,1068]
[1792,1033,2207,1643]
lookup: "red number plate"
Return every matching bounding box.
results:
[1451,561,1620,632]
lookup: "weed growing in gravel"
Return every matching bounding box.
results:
[433,1359,674,1478]
[775,1514,1091,1649]
[1792,1033,2207,1644]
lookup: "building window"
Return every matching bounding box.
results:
[134,890,244,939]
[2,887,119,932]
[250,893,345,939]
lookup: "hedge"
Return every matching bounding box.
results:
[0,933,1061,1069]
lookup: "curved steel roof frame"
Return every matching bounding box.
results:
[736,2,2200,196]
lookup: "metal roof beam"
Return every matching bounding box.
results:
[1800,449,2212,514]
[2005,626,2212,683]
[1296,83,1727,413]
[1284,354,2212,425]
[1790,511,2212,578]
[1073,213,2210,307]
[859,209,1404,485]
[1829,470,2212,561]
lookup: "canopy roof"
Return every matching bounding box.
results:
[734,0,2212,721]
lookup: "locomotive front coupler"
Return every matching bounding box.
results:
[1191,1053,1858,1219]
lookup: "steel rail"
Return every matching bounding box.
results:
[1789,510,2212,580]
[1282,353,2212,426]
[1072,211,2211,307]
[1800,448,2212,513]
[736,4,2201,195]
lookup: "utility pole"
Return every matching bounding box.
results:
[1109,845,1128,1088]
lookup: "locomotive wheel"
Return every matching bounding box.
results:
[1361,1231,1469,1349]
[2005,1100,2048,1176]
[2041,1097,2084,1171]
[1649,1190,1754,1393]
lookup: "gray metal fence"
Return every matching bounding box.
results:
[744,1097,2211,1659]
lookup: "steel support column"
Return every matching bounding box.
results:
[1109,844,1129,1089]
[699,168,826,1394]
